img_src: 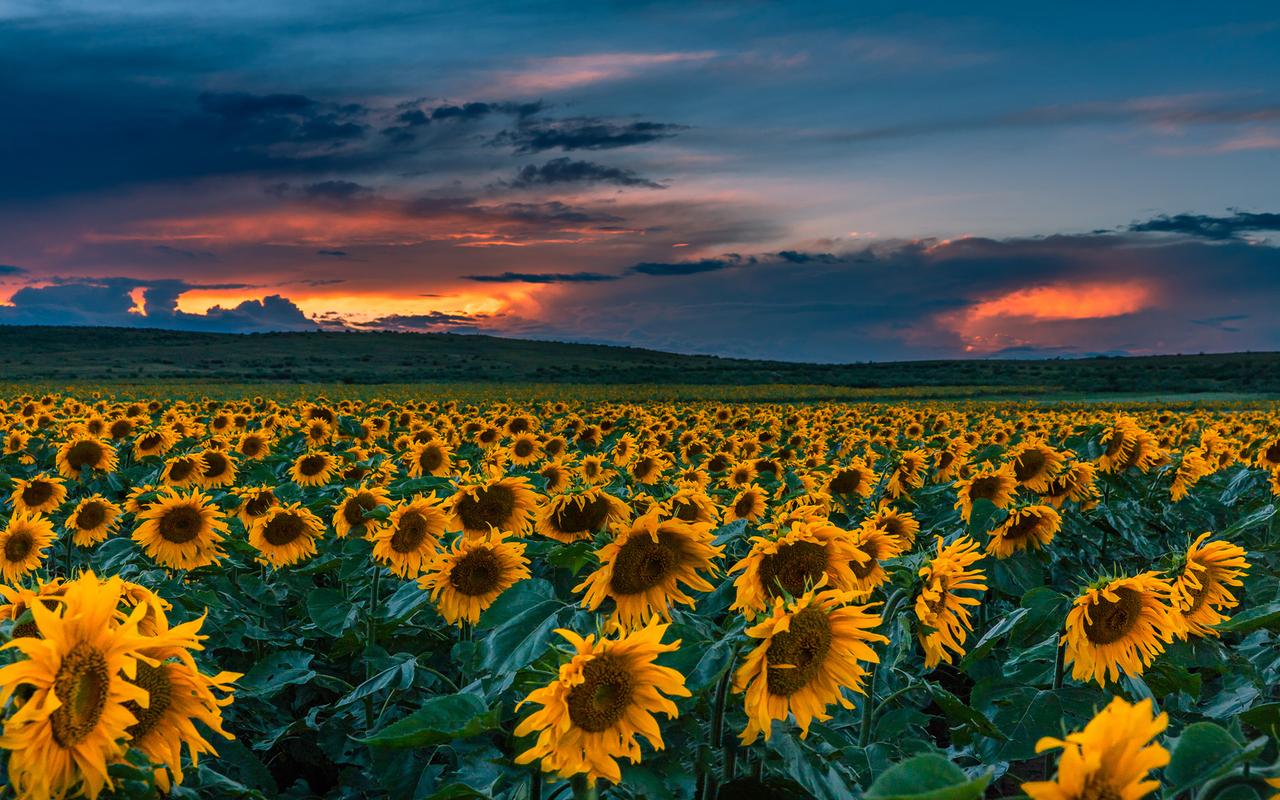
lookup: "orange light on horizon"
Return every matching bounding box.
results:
[965,280,1152,322]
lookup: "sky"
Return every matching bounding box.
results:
[1,1,1279,362]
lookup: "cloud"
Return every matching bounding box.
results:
[353,311,488,332]
[489,51,717,93]
[493,118,687,153]
[463,271,621,284]
[0,264,27,275]
[1128,210,1280,240]
[316,249,349,257]
[510,158,663,189]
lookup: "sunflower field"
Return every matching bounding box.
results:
[0,391,1279,800]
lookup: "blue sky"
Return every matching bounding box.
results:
[1,1,1278,360]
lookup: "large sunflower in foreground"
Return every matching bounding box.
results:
[66,495,123,547]
[0,511,56,582]
[125,605,240,792]
[1022,697,1168,800]
[419,529,531,626]
[985,504,1061,558]
[952,466,1017,523]
[734,588,886,744]
[1170,533,1250,638]
[11,473,68,515]
[332,484,392,539]
[445,475,540,538]
[133,489,229,570]
[371,495,448,577]
[249,503,325,568]
[514,622,689,784]
[730,521,867,618]
[55,437,118,480]
[0,573,153,800]
[535,488,631,544]
[1063,572,1177,686]
[915,535,987,669]
[575,510,722,630]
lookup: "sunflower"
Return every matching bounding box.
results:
[445,475,541,538]
[539,461,572,494]
[514,622,690,784]
[1006,441,1066,493]
[986,504,1061,558]
[1256,436,1280,470]
[132,428,176,460]
[575,510,722,630]
[1170,449,1215,501]
[196,449,237,488]
[4,428,30,455]
[249,503,324,568]
[160,454,204,488]
[535,488,631,544]
[508,433,543,466]
[848,522,903,598]
[1022,697,1168,800]
[371,495,448,578]
[915,536,987,669]
[232,486,279,527]
[1063,573,1178,686]
[11,474,68,515]
[885,448,928,500]
[727,484,768,522]
[661,487,719,525]
[825,460,875,499]
[953,466,1018,523]
[726,460,758,489]
[332,484,392,539]
[290,450,338,487]
[734,588,886,744]
[66,496,122,547]
[55,437,118,480]
[233,431,271,460]
[1170,533,1249,638]
[124,605,240,792]
[1040,461,1100,509]
[419,529,531,626]
[628,452,668,486]
[0,573,153,800]
[730,521,867,619]
[864,506,920,550]
[0,512,56,582]
[132,489,229,570]
[406,439,453,478]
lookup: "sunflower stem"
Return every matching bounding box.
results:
[366,567,382,679]
[1052,623,1066,690]
[860,588,908,749]
[710,651,739,790]
[63,531,73,578]
[570,774,598,800]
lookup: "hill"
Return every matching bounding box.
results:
[0,326,1278,394]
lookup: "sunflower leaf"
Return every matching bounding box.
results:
[356,693,499,748]
[1164,722,1244,795]
[864,754,990,800]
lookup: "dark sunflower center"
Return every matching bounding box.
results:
[1079,775,1124,800]
[672,500,701,522]
[66,441,104,470]
[243,491,276,518]
[829,469,864,495]
[456,486,516,531]
[159,505,205,544]
[968,476,1003,501]
[202,453,229,478]
[449,547,502,595]
[51,643,110,746]
[734,494,758,519]
[138,434,163,451]
[343,492,378,527]
[168,458,196,481]
[758,541,828,598]
[21,481,54,507]
[391,511,431,553]
[552,496,612,534]
[609,532,681,594]
[1084,587,1143,645]
[1183,573,1213,614]
[881,518,905,539]
[4,530,34,562]
[418,446,444,473]
[263,513,306,546]
[1013,449,1048,481]
[298,455,329,476]
[566,655,634,733]
[513,440,534,458]
[75,502,108,531]
[1265,443,1280,463]
[850,541,881,579]
[124,661,173,741]
[109,420,133,439]
[765,607,833,696]
[1003,514,1042,541]
[240,438,262,456]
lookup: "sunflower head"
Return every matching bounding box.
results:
[915,535,987,669]
[1063,572,1178,686]
[67,496,122,547]
[447,475,540,538]
[1170,533,1249,638]
[0,512,56,582]
[729,521,865,618]
[249,503,324,569]
[56,437,118,479]
[11,474,68,515]
[371,495,447,577]
[986,504,1061,558]
[1022,697,1168,800]
[132,488,229,571]
[419,529,531,626]
[535,488,630,544]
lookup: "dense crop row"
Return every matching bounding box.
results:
[0,392,1277,799]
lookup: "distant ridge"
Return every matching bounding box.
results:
[0,326,1278,393]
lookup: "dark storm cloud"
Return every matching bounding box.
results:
[317,250,349,257]
[493,118,686,153]
[627,256,746,276]
[1128,210,1280,240]
[0,265,28,275]
[302,180,373,201]
[354,312,488,332]
[463,271,621,283]
[0,278,316,333]
[510,158,663,188]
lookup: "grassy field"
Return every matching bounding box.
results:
[1,325,1279,393]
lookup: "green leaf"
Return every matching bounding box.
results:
[1009,588,1069,646]
[480,598,565,675]
[1222,503,1276,536]
[357,693,499,748]
[1217,601,1280,634]
[865,754,991,800]
[927,684,1007,741]
[1240,702,1280,736]
[959,607,1029,669]
[237,650,316,698]
[477,578,555,629]
[306,587,355,636]
[1165,722,1243,795]
[987,689,1063,762]
[382,579,433,621]
[334,655,416,708]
